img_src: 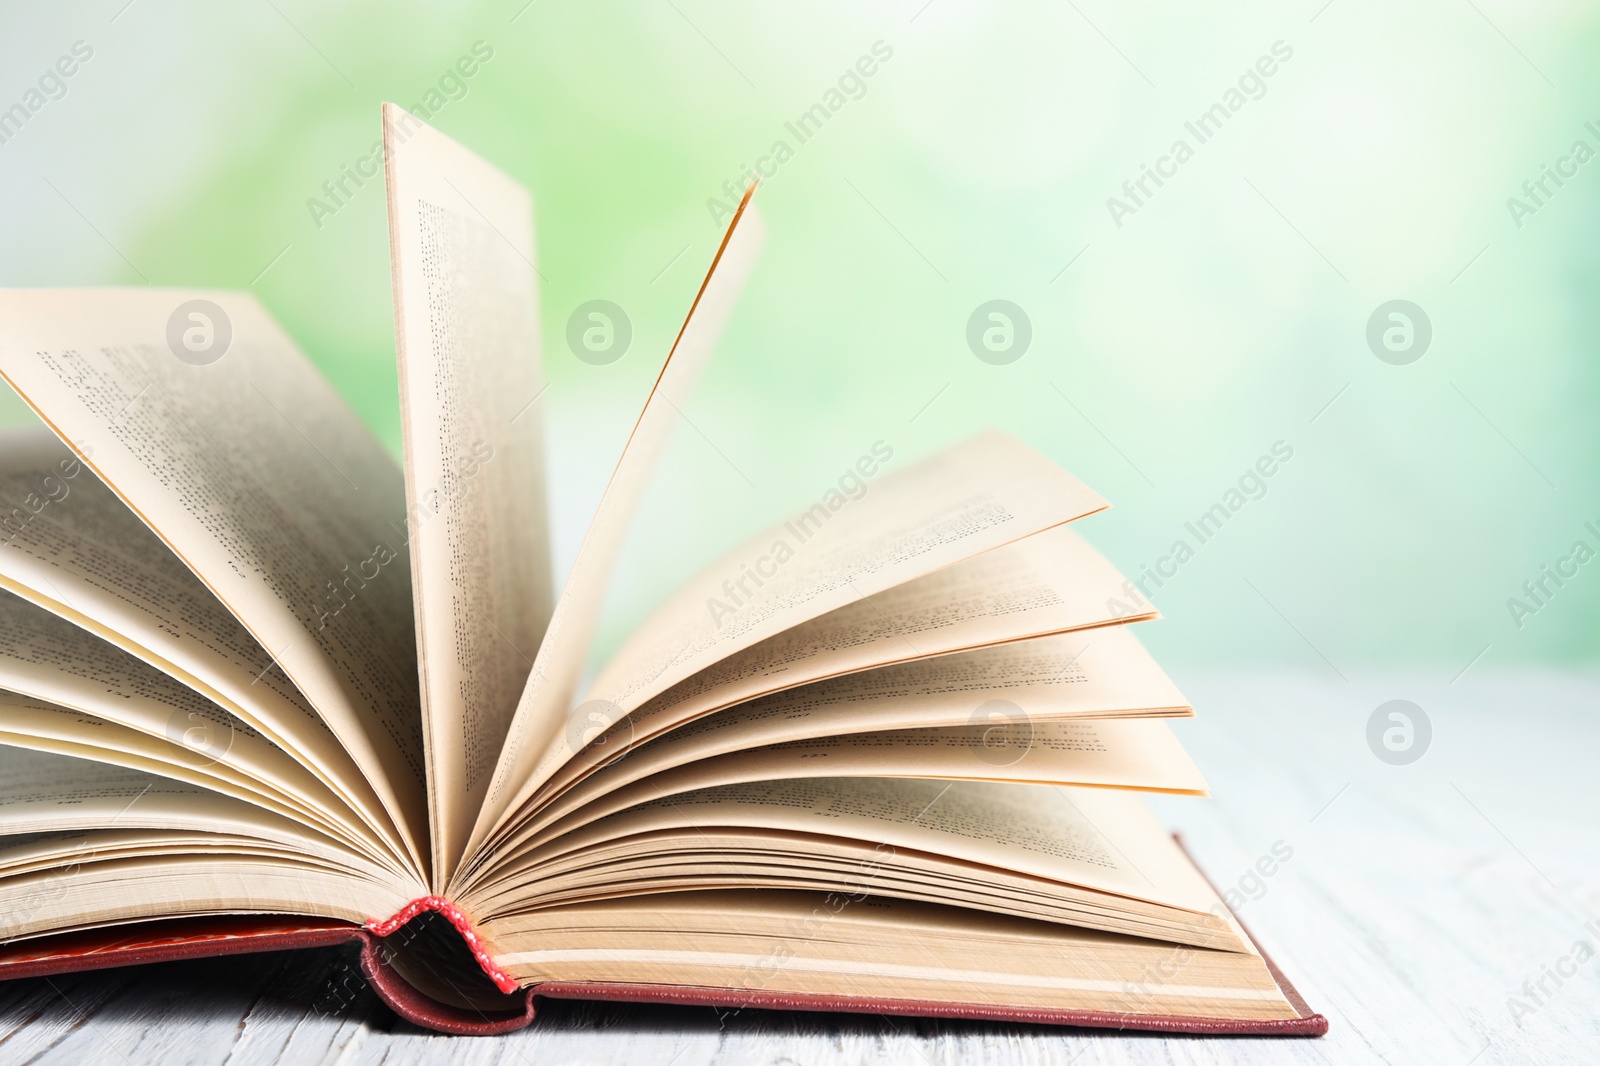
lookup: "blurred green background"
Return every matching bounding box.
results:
[1,0,1595,674]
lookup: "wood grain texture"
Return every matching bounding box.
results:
[1,668,1595,1065]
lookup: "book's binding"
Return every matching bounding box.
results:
[363,895,519,994]
[0,838,1328,1037]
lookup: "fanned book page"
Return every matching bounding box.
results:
[470,182,768,858]
[0,428,403,862]
[0,105,1323,1037]
[0,289,429,875]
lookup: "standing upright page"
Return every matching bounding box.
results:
[383,103,556,883]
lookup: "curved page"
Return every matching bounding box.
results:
[0,426,404,860]
[0,289,427,873]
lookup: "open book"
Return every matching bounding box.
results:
[0,105,1324,1037]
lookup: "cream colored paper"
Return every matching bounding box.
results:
[0,854,408,945]
[526,626,1189,834]
[0,426,406,860]
[500,522,1154,848]
[625,716,1207,794]
[0,289,427,873]
[515,718,1206,857]
[484,891,1295,1022]
[0,590,344,814]
[383,104,556,882]
[0,691,398,866]
[0,746,346,858]
[515,780,1217,915]
[582,431,1110,720]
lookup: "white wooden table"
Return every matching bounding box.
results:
[2,669,1595,1064]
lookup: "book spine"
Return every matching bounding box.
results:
[365,895,520,994]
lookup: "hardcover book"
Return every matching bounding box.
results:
[0,105,1324,1037]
